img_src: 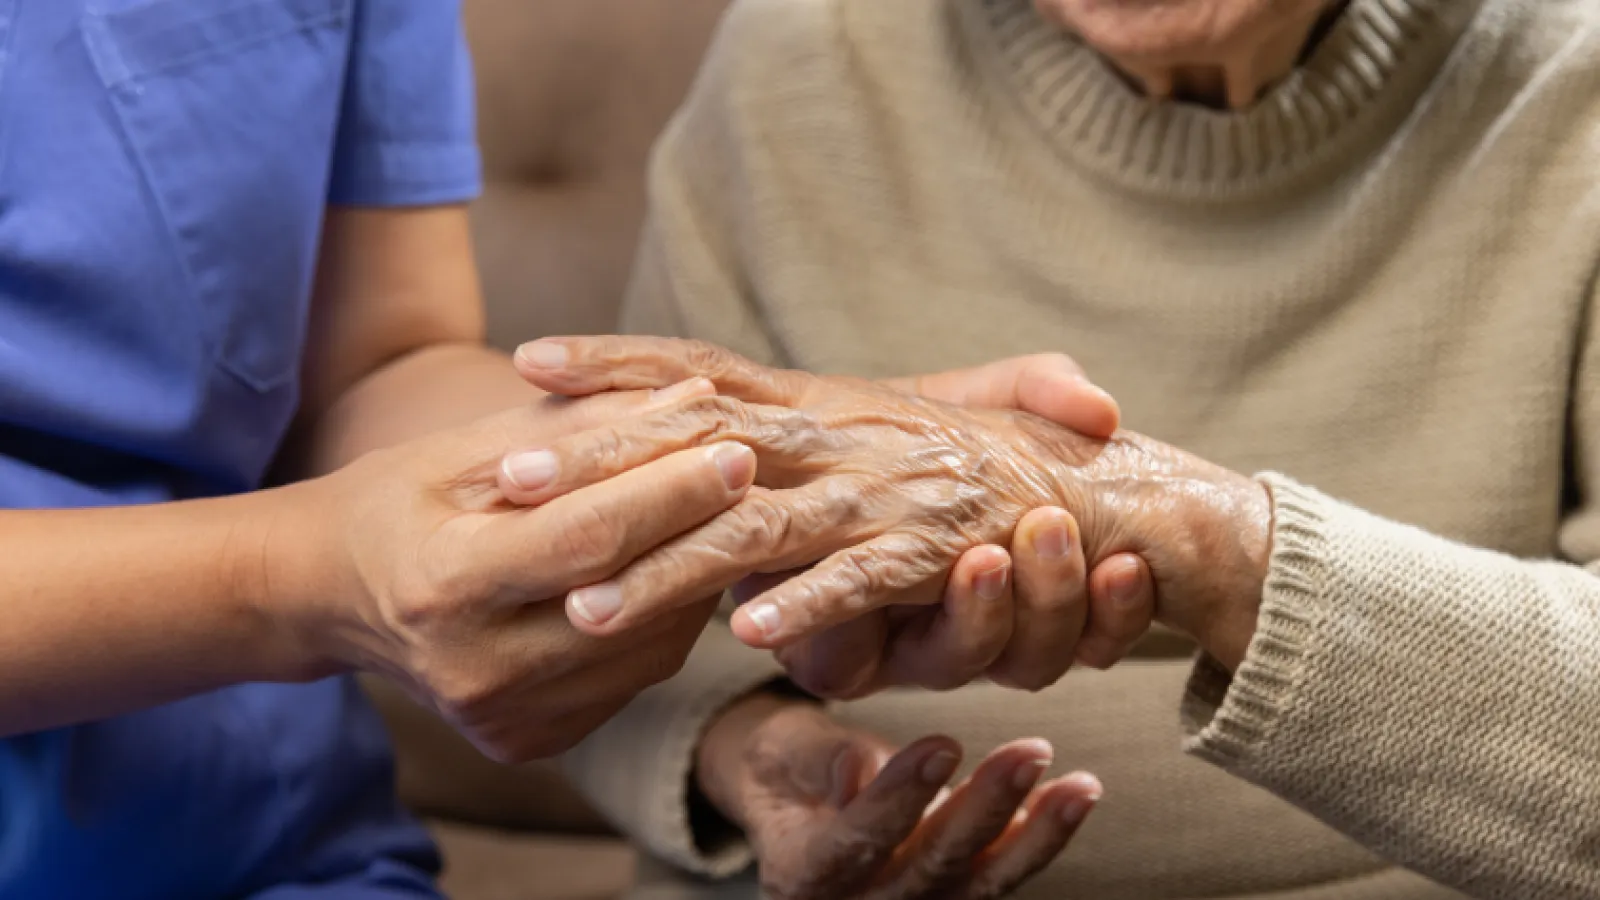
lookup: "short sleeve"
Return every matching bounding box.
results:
[326,0,482,207]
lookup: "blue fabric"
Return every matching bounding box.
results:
[0,0,480,896]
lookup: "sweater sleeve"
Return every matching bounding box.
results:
[561,619,785,878]
[1181,466,1600,897]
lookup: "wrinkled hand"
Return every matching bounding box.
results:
[512,336,1271,673]
[695,694,1099,900]
[736,510,1154,698]
[779,354,1153,696]
[282,380,750,763]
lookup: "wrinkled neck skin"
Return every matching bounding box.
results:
[1046,0,1345,110]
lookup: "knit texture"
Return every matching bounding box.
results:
[563,624,784,878]
[568,0,1600,896]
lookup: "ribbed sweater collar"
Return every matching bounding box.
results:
[961,0,1484,198]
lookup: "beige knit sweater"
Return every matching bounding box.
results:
[563,0,1600,897]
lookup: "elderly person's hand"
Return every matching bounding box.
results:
[733,513,1153,698]
[694,692,1100,900]
[513,341,1155,696]
[510,336,1261,672]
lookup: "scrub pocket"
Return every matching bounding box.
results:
[80,0,350,393]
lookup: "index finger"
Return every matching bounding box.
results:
[472,442,757,607]
[516,335,816,406]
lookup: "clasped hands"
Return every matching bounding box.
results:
[509,336,1271,689]
[501,336,1271,900]
[282,333,1270,899]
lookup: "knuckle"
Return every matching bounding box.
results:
[392,552,487,631]
[669,395,743,442]
[987,661,1055,694]
[585,426,633,477]
[430,667,503,719]
[683,339,736,379]
[550,503,627,576]
[836,548,892,600]
[903,847,966,892]
[634,645,692,689]
[727,494,796,555]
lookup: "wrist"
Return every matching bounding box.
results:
[236,477,356,682]
[695,690,802,824]
[1163,468,1273,672]
[1065,433,1272,671]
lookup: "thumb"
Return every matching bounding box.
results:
[770,708,896,807]
[892,354,1120,439]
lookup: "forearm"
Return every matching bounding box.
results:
[1183,475,1600,897]
[288,341,537,476]
[0,485,327,736]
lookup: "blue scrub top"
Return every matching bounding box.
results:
[0,0,481,897]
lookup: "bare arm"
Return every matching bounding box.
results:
[0,206,558,737]
[286,205,534,470]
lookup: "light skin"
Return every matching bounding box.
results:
[1034,0,1341,109]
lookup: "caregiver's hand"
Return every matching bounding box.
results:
[514,336,1269,671]
[695,693,1100,900]
[274,381,753,763]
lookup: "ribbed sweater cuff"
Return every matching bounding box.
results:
[1181,472,1329,768]
[562,626,786,879]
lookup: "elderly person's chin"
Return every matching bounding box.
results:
[1035,0,1339,108]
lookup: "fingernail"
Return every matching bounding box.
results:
[1060,798,1093,825]
[1066,772,1104,803]
[502,450,558,491]
[1060,773,1103,824]
[516,341,569,369]
[1107,559,1144,609]
[569,582,623,625]
[710,443,756,491]
[1035,520,1073,561]
[920,750,960,786]
[975,562,1010,601]
[1012,757,1050,792]
[1010,738,1054,791]
[746,603,781,639]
